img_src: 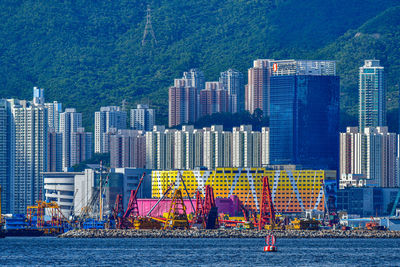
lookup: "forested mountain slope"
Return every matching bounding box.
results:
[0,0,398,129]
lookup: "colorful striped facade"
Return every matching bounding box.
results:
[151,168,337,213]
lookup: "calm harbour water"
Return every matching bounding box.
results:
[1,237,400,266]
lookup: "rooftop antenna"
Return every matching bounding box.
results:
[142,4,157,47]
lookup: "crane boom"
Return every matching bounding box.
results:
[147,183,174,216]
[123,172,146,218]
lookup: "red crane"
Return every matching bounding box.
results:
[203,185,219,229]
[112,194,124,229]
[258,176,276,230]
[192,190,206,228]
[123,172,146,219]
[191,186,218,229]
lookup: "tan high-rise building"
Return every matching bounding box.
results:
[245,59,272,115]
[199,82,229,117]
[110,130,146,169]
[168,79,198,127]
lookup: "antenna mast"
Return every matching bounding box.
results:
[142,4,157,46]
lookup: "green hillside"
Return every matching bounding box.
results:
[316,6,400,131]
[0,0,398,130]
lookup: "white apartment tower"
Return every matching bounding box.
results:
[145,125,166,170]
[60,108,82,169]
[95,106,127,153]
[130,104,155,131]
[174,125,194,170]
[340,126,398,187]
[164,129,176,170]
[203,125,229,169]
[0,100,9,213]
[44,101,62,132]
[193,129,204,168]
[359,60,385,132]
[7,99,48,213]
[261,127,270,166]
[232,125,253,168]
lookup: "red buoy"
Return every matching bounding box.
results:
[264,245,277,252]
[263,234,277,252]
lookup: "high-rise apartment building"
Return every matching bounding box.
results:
[168,79,198,127]
[0,100,9,213]
[339,127,362,176]
[219,69,244,113]
[261,127,270,166]
[60,108,82,169]
[130,104,155,131]
[245,59,271,115]
[182,68,205,91]
[199,82,229,117]
[44,101,62,132]
[94,106,127,153]
[203,125,232,169]
[7,98,48,213]
[71,128,93,166]
[33,87,44,105]
[164,129,176,170]
[47,129,63,172]
[145,125,166,170]
[193,129,204,168]
[109,130,146,169]
[269,60,339,171]
[359,60,385,132]
[340,126,398,187]
[232,125,252,168]
[168,69,205,127]
[143,124,268,170]
[232,125,263,168]
[174,125,194,170]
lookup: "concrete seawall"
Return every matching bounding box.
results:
[59,229,400,239]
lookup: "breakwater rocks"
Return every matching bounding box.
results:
[59,229,400,239]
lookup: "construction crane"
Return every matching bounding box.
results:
[164,189,189,230]
[122,172,146,226]
[258,176,276,230]
[146,183,175,217]
[112,194,124,229]
[79,166,111,222]
[26,201,71,234]
[191,186,219,229]
[192,190,206,228]
[390,189,400,217]
[203,185,219,229]
[321,179,338,226]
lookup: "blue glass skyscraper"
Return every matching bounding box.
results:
[269,60,340,170]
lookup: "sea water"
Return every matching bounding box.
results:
[1,237,400,266]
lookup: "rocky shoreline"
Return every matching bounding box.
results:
[59,229,400,239]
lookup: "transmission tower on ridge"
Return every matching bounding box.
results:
[142,4,157,46]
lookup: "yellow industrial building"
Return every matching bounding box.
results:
[151,168,336,213]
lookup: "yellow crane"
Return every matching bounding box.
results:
[164,189,189,230]
[26,200,71,234]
